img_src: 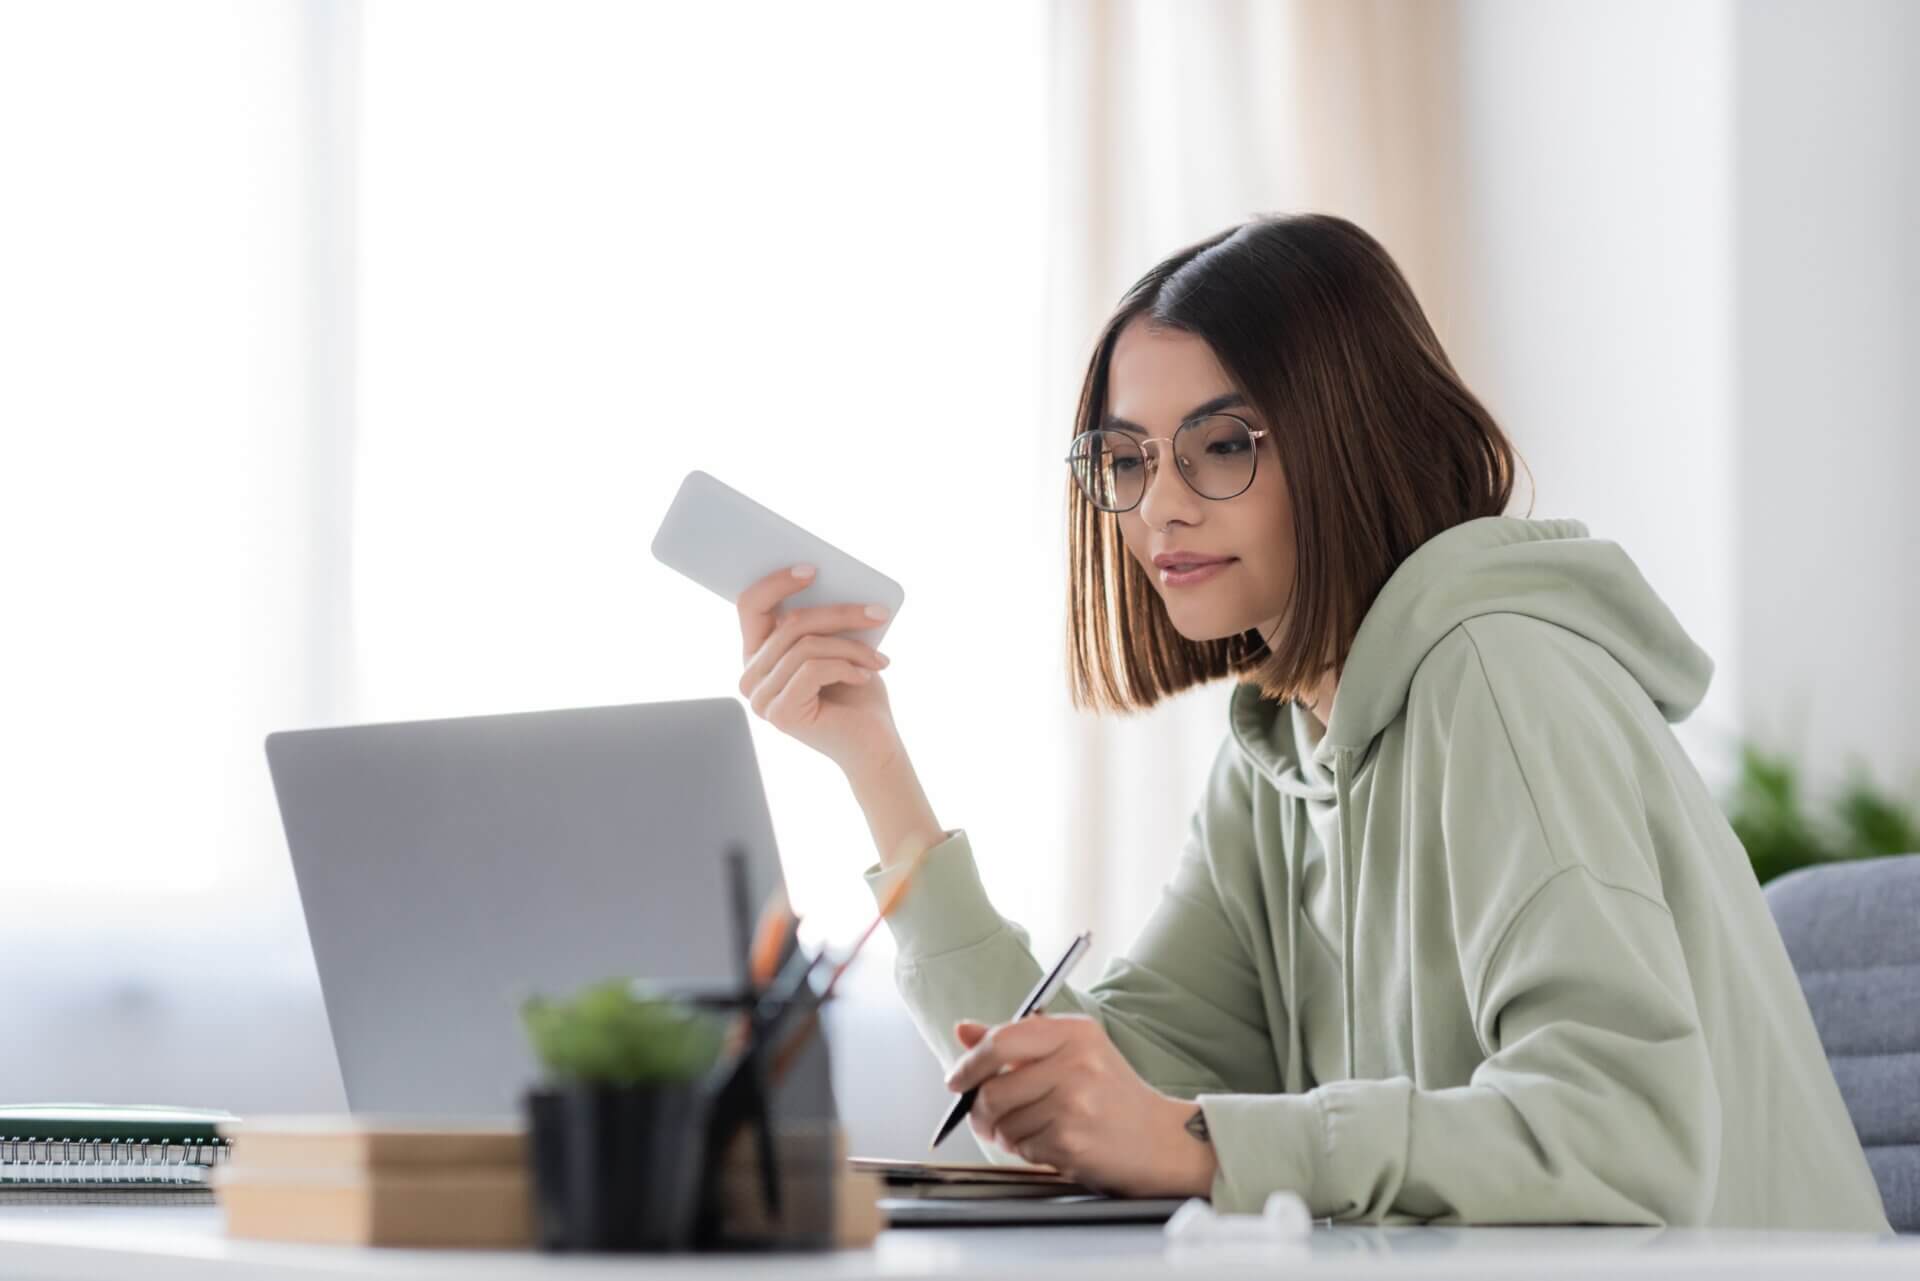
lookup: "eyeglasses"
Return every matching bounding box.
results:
[1064,413,1269,513]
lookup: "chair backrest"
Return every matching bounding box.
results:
[1763,852,1920,1233]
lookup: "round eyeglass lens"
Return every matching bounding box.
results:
[1068,430,1143,511]
[1181,414,1259,499]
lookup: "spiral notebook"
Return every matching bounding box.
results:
[0,1103,237,1205]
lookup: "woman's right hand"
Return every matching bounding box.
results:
[736,565,900,781]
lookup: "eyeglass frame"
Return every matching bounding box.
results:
[1062,412,1271,513]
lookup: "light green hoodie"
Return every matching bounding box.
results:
[864,515,1892,1231]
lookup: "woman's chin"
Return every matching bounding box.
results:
[1164,610,1252,645]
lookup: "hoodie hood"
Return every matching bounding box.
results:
[1231,515,1714,784]
[1228,515,1714,1083]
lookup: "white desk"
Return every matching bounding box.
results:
[0,1206,1913,1279]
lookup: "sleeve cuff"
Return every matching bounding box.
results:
[1197,1090,1327,1215]
[1200,1077,1414,1218]
[860,827,1006,961]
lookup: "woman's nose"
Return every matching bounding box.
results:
[1136,442,1202,529]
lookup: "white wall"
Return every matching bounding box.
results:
[1453,0,1920,804]
[1454,0,1740,784]
[1733,0,1920,796]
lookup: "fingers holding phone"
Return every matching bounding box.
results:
[651,470,907,779]
[736,565,900,779]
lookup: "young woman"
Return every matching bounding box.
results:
[732,215,1891,1231]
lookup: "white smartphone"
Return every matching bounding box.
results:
[650,470,905,650]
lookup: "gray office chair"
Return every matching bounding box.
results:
[1763,852,1920,1233]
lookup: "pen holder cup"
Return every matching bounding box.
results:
[690,995,801,1249]
[689,987,868,1250]
[524,1079,712,1252]
[522,972,860,1252]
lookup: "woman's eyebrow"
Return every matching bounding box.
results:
[1101,391,1248,435]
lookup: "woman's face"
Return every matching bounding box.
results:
[1107,314,1297,645]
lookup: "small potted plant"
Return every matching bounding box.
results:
[520,978,727,1252]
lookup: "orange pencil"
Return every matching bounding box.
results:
[748,887,795,989]
[770,832,937,1082]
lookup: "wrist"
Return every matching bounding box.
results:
[843,737,906,792]
[844,738,944,869]
[1160,1094,1219,1198]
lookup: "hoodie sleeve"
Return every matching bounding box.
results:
[1198,864,1722,1222]
[863,794,1282,1158]
[1196,628,1722,1223]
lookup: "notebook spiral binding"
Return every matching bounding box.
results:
[0,1136,231,1185]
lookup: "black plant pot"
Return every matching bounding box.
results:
[525,1081,711,1252]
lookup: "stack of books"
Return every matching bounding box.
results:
[214,1115,532,1248]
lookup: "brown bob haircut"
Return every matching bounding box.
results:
[1066,213,1526,715]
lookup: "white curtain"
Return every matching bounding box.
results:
[0,0,1590,1118]
[350,0,1058,961]
[0,1,1061,1134]
[0,0,353,1112]
[352,0,1075,1159]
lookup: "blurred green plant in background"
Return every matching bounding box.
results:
[1724,740,1920,885]
[521,978,726,1087]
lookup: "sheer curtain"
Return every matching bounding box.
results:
[351,0,1054,961]
[0,0,1497,1125]
[0,1,1060,1149]
[0,0,353,1112]
[348,0,1053,1156]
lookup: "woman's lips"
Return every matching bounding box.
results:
[1160,558,1236,587]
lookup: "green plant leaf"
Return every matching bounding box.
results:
[520,978,725,1087]
[1723,740,1832,883]
[1830,760,1920,861]
[1721,738,1919,883]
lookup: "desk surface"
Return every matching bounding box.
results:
[0,1206,1913,1280]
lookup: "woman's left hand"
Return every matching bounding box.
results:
[945,1013,1218,1197]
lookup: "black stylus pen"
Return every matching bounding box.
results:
[929,930,1093,1150]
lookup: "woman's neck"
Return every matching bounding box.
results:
[1302,668,1338,735]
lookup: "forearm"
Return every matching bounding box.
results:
[860,806,1276,1102]
[845,739,946,869]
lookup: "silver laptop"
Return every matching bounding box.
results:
[263,697,787,1115]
